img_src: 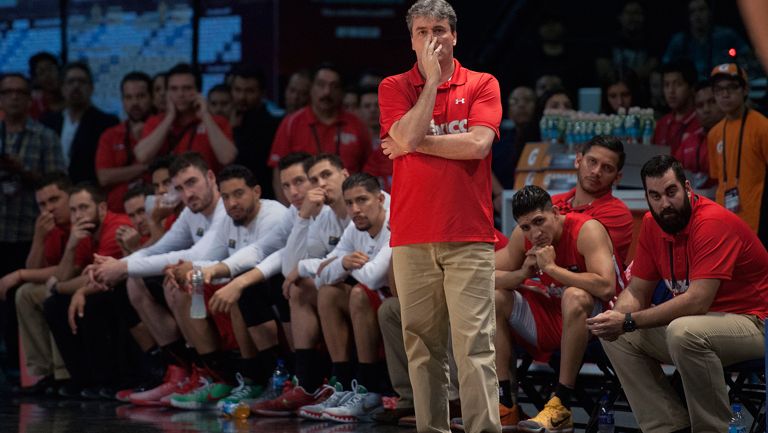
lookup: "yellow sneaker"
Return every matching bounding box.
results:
[517,396,572,433]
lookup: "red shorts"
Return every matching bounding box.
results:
[358,283,392,313]
[203,283,238,351]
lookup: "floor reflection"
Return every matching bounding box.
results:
[1,398,413,433]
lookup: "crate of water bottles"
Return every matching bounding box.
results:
[540,106,656,150]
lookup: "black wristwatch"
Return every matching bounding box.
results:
[622,312,637,332]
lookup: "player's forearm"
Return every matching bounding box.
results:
[387,82,438,150]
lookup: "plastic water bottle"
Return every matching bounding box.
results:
[190,266,207,319]
[220,401,251,419]
[272,358,290,391]
[728,403,747,433]
[597,394,615,433]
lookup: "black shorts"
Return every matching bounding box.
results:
[142,276,168,309]
[237,275,290,327]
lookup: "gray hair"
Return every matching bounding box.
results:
[406,0,457,34]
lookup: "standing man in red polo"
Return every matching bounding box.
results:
[95,72,154,213]
[268,63,370,202]
[378,1,502,432]
[133,63,236,174]
[653,61,700,155]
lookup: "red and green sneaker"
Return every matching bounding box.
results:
[169,376,233,410]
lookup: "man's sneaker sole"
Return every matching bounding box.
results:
[169,399,211,410]
[253,408,295,417]
[129,398,167,407]
[297,407,325,420]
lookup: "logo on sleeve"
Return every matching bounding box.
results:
[228,239,236,249]
[196,228,204,237]
[328,236,340,246]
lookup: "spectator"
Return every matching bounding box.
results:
[706,63,768,244]
[542,87,573,110]
[359,86,393,192]
[675,80,723,188]
[206,84,233,120]
[41,62,119,184]
[283,70,311,114]
[229,67,281,199]
[151,73,167,114]
[0,73,65,373]
[28,52,63,119]
[493,86,537,189]
[595,1,659,85]
[95,72,153,213]
[653,61,699,154]
[268,63,371,203]
[134,63,236,174]
[588,155,768,433]
[648,66,667,116]
[117,185,154,256]
[601,68,642,114]
[534,74,563,99]
[663,0,760,79]
[342,86,359,113]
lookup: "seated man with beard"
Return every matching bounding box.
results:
[588,155,768,433]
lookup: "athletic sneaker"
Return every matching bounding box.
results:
[298,382,352,420]
[451,403,525,432]
[517,396,573,433]
[169,376,233,410]
[215,373,263,410]
[322,383,383,423]
[129,365,189,406]
[252,377,333,417]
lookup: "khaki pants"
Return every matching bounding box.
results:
[15,282,69,379]
[602,313,764,433]
[394,242,500,433]
[378,297,460,410]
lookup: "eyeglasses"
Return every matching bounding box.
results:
[0,88,30,97]
[713,82,743,95]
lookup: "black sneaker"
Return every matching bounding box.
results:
[372,407,415,425]
[80,387,103,400]
[58,383,83,399]
[20,375,55,395]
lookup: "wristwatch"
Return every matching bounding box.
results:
[622,312,637,332]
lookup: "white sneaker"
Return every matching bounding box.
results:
[298,382,351,420]
[322,382,382,423]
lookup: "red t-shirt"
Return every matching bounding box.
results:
[552,188,633,266]
[673,126,716,188]
[268,106,371,173]
[493,228,508,251]
[379,59,501,246]
[652,110,700,155]
[632,195,768,319]
[74,211,133,266]
[363,136,393,193]
[142,114,233,174]
[95,121,147,213]
[43,225,70,266]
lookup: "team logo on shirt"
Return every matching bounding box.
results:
[429,118,468,135]
[716,140,723,154]
[114,142,126,150]
[228,239,236,249]
[328,236,340,246]
[196,228,204,237]
[455,98,465,104]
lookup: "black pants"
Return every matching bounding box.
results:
[238,275,290,327]
[44,284,140,388]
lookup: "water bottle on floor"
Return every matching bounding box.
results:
[597,393,615,433]
[728,403,747,433]
[190,266,207,319]
[272,359,290,391]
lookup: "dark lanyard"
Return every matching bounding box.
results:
[667,242,689,292]
[0,121,26,156]
[123,121,135,165]
[168,121,199,153]
[721,108,749,183]
[310,123,342,155]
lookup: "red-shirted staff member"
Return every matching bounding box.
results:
[588,155,768,433]
[378,1,502,432]
[133,63,236,174]
[95,72,154,213]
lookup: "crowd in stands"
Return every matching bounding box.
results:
[0,0,766,432]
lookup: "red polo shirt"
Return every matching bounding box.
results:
[363,136,393,192]
[95,121,147,213]
[268,106,371,173]
[43,225,70,266]
[552,188,633,266]
[379,59,501,246]
[141,114,232,174]
[652,110,700,155]
[74,211,134,266]
[632,195,768,319]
